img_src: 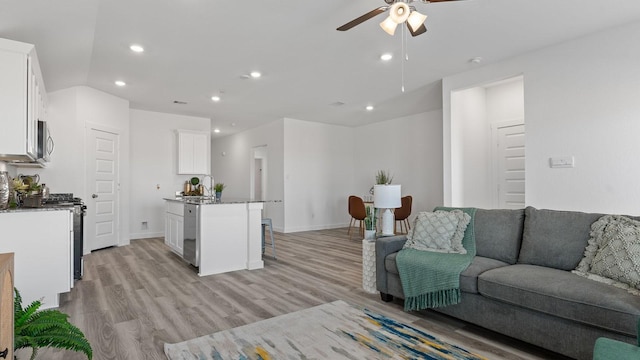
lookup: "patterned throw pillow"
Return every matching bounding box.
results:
[573,215,640,295]
[403,210,471,254]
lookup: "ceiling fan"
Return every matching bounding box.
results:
[337,0,459,37]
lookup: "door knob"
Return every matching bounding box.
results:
[92,194,98,199]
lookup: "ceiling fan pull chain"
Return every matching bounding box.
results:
[401,25,406,92]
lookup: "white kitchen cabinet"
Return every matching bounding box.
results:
[0,38,46,163]
[177,130,210,175]
[164,201,184,255]
[0,209,73,309]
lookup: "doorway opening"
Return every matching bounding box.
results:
[250,145,267,210]
[449,75,525,208]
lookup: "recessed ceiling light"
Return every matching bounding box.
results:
[470,57,483,64]
[211,96,221,102]
[250,71,261,78]
[380,53,393,61]
[366,105,374,111]
[115,80,126,87]
[130,44,144,53]
[213,128,221,133]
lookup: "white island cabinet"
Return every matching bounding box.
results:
[0,209,72,309]
[164,198,266,276]
[164,200,184,256]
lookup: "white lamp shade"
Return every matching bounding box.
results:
[407,11,427,32]
[389,2,410,24]
[379,16,398,36]
[374,185,402,209]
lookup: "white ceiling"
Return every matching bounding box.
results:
[2,0,640,136]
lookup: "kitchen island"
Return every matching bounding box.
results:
[164,197,270,277]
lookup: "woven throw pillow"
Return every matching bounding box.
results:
[403,210,470,254]
[573,215,640,295]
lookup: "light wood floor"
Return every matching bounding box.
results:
[33,228,570,360]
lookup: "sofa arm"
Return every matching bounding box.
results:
[375,235,407,294]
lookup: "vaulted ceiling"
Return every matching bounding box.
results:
[2,0,640,136]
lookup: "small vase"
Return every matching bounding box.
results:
[215,192,222,202]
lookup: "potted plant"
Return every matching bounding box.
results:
[14,288,92,360]
[369,170,394,195]
[364,205,376,240]
[213,183,226,201]
[375,170,393,185]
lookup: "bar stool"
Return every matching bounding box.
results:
[262,218,276,259]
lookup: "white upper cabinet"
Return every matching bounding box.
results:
[177,130,210,175]
[0,38,46,163]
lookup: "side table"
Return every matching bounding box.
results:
[362,239,377,294]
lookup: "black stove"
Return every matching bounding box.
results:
[46,193,86,280]
[44,193,84,206]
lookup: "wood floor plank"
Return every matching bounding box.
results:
[34,230,571,360]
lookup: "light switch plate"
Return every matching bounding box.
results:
[549,156,575,168]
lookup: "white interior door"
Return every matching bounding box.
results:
[493,122,525,209]
[86,126,119,251]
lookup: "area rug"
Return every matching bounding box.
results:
[164,300,487,360]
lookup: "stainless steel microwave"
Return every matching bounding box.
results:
[37,120,54,162]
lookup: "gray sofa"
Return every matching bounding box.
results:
[376,207,640,360]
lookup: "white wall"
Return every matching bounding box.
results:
[42,86,131,250]
[213,110,444,233]
[283,118,356,232]
[354,111,443,222]
[129,109,211,239]
[444,21,640,215]
[450,88,488,207]
[211,119,285,231]
[486,78,525,122]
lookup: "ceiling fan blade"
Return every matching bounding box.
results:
[407,22,427,36]
[337,6,388,31]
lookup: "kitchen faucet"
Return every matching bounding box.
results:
[201,174,214,197]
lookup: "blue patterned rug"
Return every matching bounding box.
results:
[164,300,487,359]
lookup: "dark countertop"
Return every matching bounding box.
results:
[0,204,74,213]
[164,197,281,205]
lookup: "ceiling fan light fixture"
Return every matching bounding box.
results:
[389,2,410,24]
[380,16,398,35]
[407,11,427,32]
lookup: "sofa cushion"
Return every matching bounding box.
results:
[403,210,470,254]
[518,207,604,270]
[478,264,640,336]
[385,253,508,294]
[459,256,510,294]
[474,208,525,264]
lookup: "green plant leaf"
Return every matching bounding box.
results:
[14,288,93,359]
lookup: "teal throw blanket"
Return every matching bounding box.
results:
[396,207,476,311]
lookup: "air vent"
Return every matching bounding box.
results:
[330,101,345,107]
[173,100,187,105]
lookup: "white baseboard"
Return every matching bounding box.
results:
[130,231,164,240]
[283,222,350,233]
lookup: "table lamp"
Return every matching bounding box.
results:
[374,184,401,236]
